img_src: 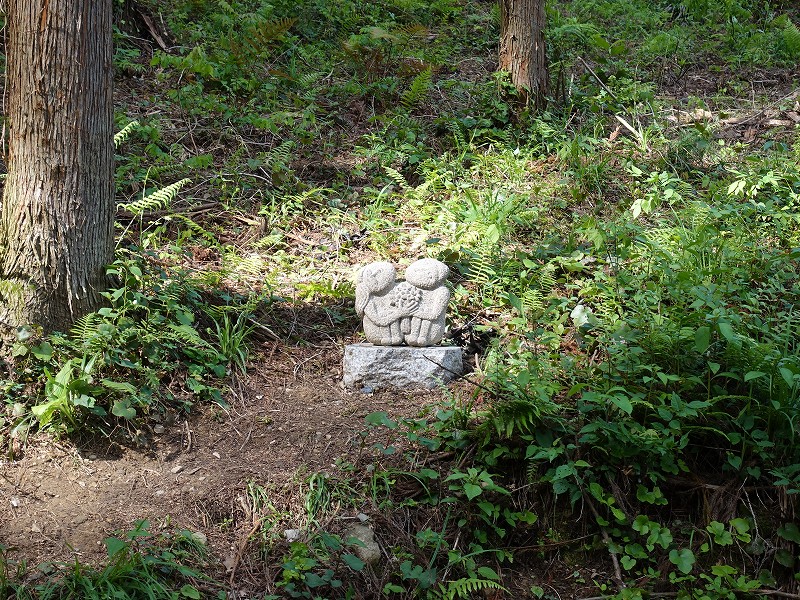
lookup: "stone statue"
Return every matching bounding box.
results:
[355,258,450,347]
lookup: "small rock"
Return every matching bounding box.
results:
[284,529,302,542]
[190,531,207,545]
[153,425,165,434]
[357,513,369,522]
[212,452,221,459]
[31,523,41,533]
[345,524,381,565]
[170,465,184,474]
[10,497,19,508]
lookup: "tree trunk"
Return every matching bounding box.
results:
[0,0,115,333]
[499,0,549,110]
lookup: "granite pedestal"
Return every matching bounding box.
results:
[343,344,462,390]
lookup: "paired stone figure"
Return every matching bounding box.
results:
[355,258,450,347]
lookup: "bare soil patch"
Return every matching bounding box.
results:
[0,342,446,577]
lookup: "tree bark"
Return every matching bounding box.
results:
[499,0,549,110]
[0,0,115,333]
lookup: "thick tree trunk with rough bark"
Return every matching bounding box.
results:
[0,0,115,333]
[499,0,549,110]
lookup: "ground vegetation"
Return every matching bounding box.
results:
[2,0,800,598]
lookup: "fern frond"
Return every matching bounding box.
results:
[401,68,432,110]
[101,379,138,394]
[464,248,497,286]
[447,120,468,150]
[539,262,557,291]
[248,17,296,47]
[781,18,800,58]
[397,23,429,39]
[70,312,101,343]
[439,577,506,600]
[265,140,294,168]
[384,166,409,190]
[490,397,541,437]
[234,17,296,61]
[119,178,191,215]
[171,213,219,245]
[521,289,545,316]
[114,120,139,149]
[167,323,210,347]
[218,0,236,16]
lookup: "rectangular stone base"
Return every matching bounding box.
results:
[343,344,462,390]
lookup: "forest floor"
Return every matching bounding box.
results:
[1,341,465,593]
[3,1,800,598]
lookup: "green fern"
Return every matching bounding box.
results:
[167,323,211,348]
[171,213,219,246]
[780,18,800,59]
[119,178,191,216]
[70,312,101,343]
[114,120,139,149]
[446,120,468,151]
[229,17,296,62]
[384,166,409,190]
[217,0,236,16]
[437,577,506,599]
[265,140,294,169]
[400,68,432,111]
[397,23,430,39]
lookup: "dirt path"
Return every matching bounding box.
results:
[0,344,445,575]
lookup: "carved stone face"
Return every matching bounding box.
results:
[404,258,449,291]
[358,261,396,293]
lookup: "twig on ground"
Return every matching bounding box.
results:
[581,489,626,591]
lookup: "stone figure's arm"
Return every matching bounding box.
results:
[411,288,450,320]
[355,285,369,317]
[362,299,402,327]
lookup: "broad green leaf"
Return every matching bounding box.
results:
[364,412,397,429]
[477,566,500,581]
[180,585,201,599]
[718,321,735,341]
[463,483,482,500]
[417,469,439,480]
[694,326,710,353]
[609,394,633,415]
[669,548,696,574]
[780,367,796,388]
[342,553,365,571]
[304,572,327,588]
[104,537,127,558]
[485,223,501,244]
[710,565,737,577]
[775,548,795,568]
[112,400,137,419]
[31,342,53,362]
[778,522,800,543]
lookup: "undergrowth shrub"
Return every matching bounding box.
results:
[1,521,220,600]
